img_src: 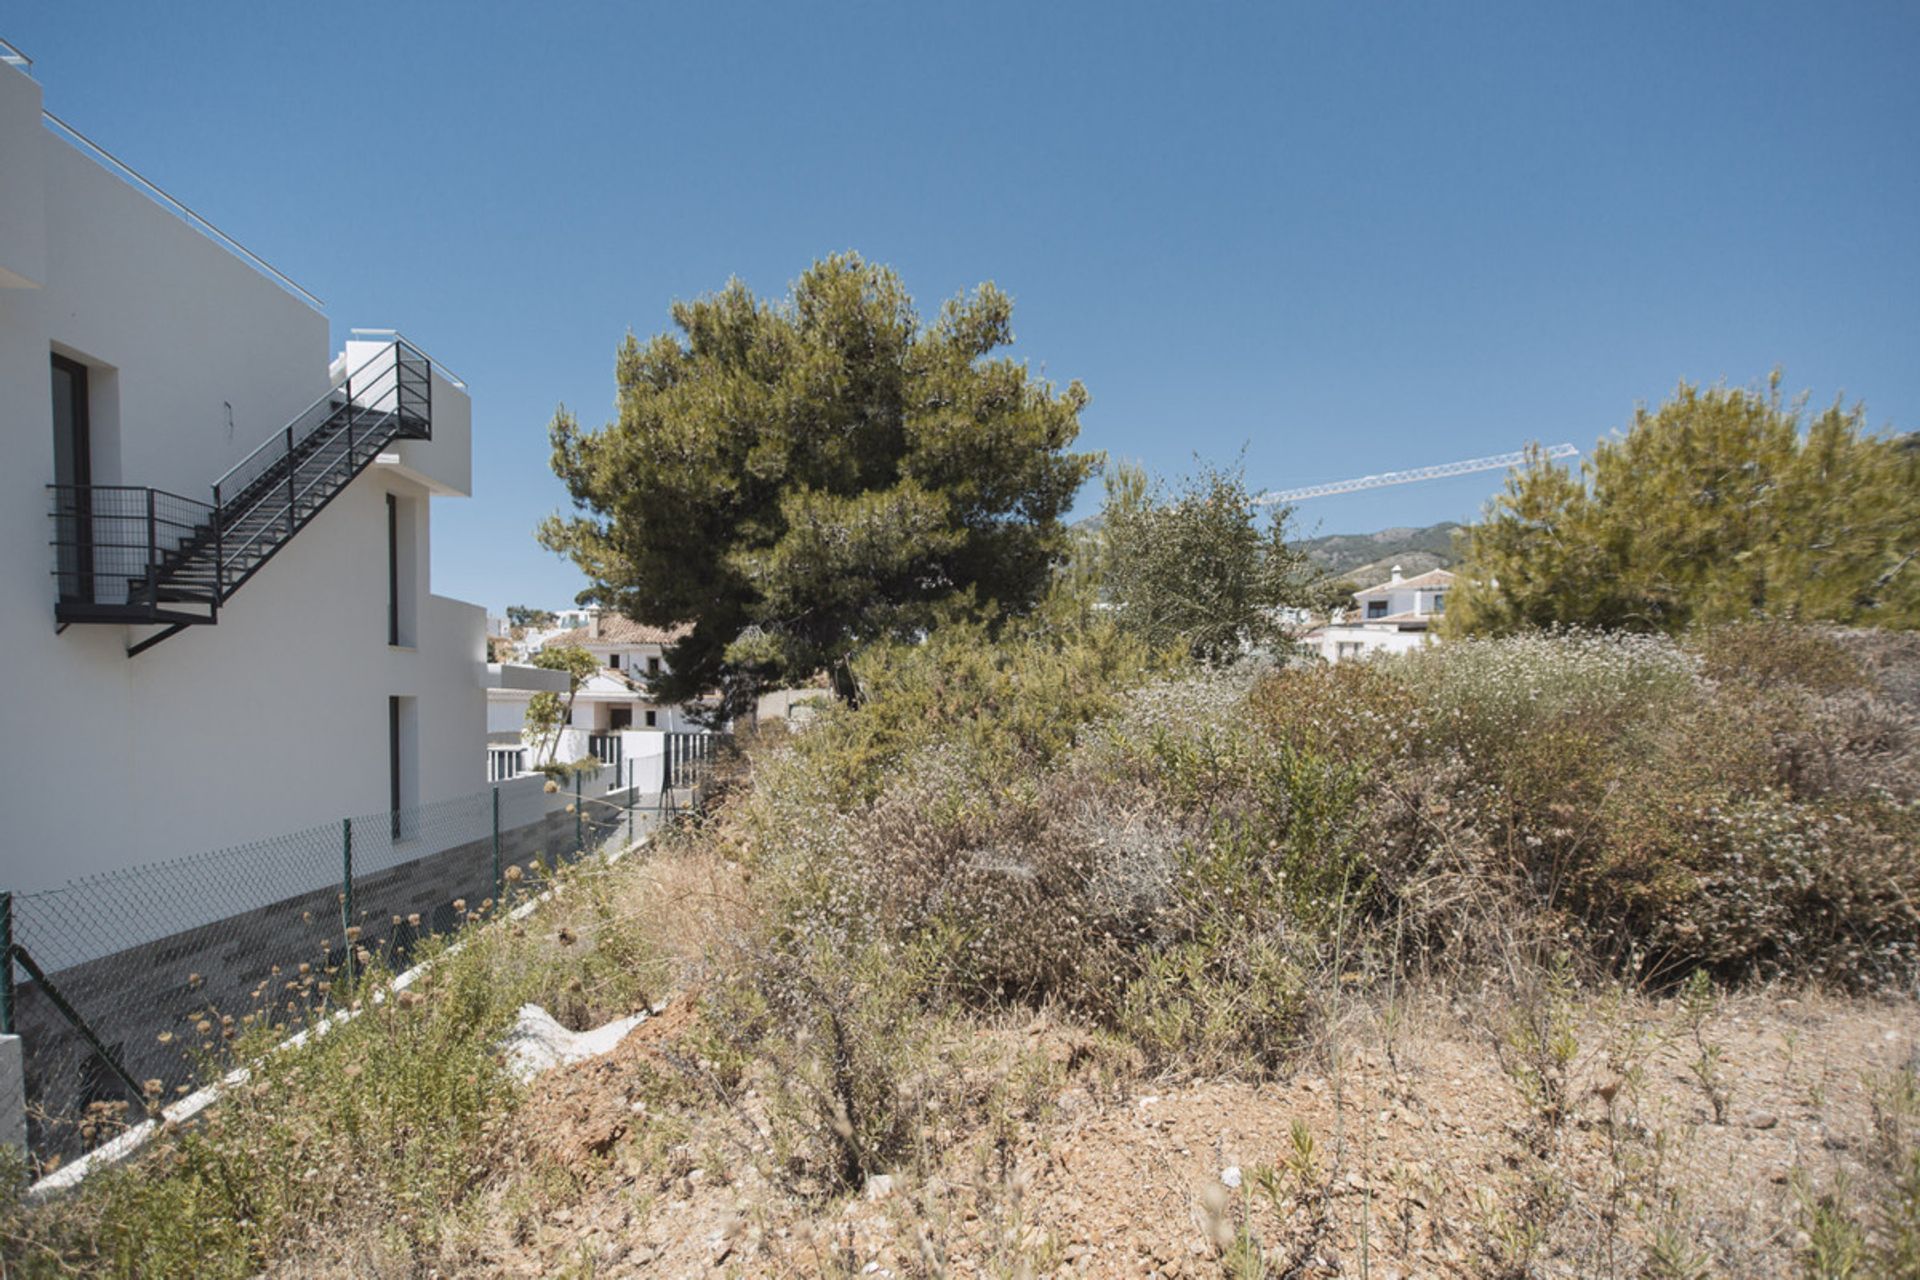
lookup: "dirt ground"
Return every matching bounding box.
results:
[411,985,1915,1279]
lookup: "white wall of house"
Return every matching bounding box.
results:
[0,62,493,892]
[1310,623,1434,663]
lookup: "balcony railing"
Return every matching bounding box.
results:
[50,340,433,652]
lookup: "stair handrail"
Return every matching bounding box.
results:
[213,345,429,578]
[216,387,400,569]
[210,339,415,505]
[350,328,465,390]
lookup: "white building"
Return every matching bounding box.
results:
[0,56,551,891]
[1307,566,1454,662]
[488,612,707,749]
[484,610,729,793]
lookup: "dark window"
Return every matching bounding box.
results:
[389,696,402,837]
[644,710,657,728]
[609,652,621,669]
[51,355,93,601]
[1366,600,1388,619]
[386,494,399,645]
[1432,593,1446,614]
[647,655,661,676]
[609,707,632,730]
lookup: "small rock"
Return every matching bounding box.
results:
[1220,1166,1242,1189]
[865,1173,895,1201]
[1746,1112,1780,1130]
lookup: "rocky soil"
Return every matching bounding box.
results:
[401,987,1916,1279]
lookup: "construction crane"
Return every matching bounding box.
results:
[1252,443,1580,505]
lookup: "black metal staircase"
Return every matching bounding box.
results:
[49,339,433,656]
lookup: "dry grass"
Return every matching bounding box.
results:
[7,624,1918,1278]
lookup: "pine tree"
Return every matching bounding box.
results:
[539,254,1096,710]
[1448,376,1920,635]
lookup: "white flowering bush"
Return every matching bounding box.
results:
[1252,627,1920,985]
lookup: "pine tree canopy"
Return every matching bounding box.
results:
[1448,375,1920,636]
[539,254,1097,710]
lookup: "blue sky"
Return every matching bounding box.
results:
[10,3,1918,612]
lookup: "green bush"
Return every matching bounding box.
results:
[720,621,1916,1094]
[1250,629,1920,985]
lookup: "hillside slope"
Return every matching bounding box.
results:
[1289,521,1461,583]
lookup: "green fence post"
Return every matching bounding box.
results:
[0,891,13,1036]
[341,817,355,985]
[491,785,502,899]
[574,771,584,854]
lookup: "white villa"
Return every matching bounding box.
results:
[1307,566,1455,662]
[486,609,717,786]
[0,54,561,891]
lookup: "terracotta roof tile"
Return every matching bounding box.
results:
[1354,568,1455,597]
[544,616,692,649]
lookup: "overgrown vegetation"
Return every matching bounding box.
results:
[7,619,1917,1275]
[1448,374,1920,636]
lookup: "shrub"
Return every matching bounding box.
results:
[1245,629,1920,985]
[697,936,936,1192]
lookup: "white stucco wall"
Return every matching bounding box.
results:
[0,64,490,893]
[0,65,46,289]
[1312,624,1434,663]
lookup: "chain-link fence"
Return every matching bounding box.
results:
[2,741,724,1161]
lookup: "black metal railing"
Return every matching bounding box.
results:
[586,733,623,769]
[49,485,216,616]
[49,339,434,649]
[665,731,723,788]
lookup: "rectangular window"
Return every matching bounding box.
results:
[1366,600,1388,619]
[51,355,93,602]
[609,653,620,669]
[647,656,661,676]
[388,695,402,834]
[388,695,418,838]
[644,710,657,728]
[386,494,399,645]
[385,491,418,645]
[1431,592,1446,614]
[609,706,632,730]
